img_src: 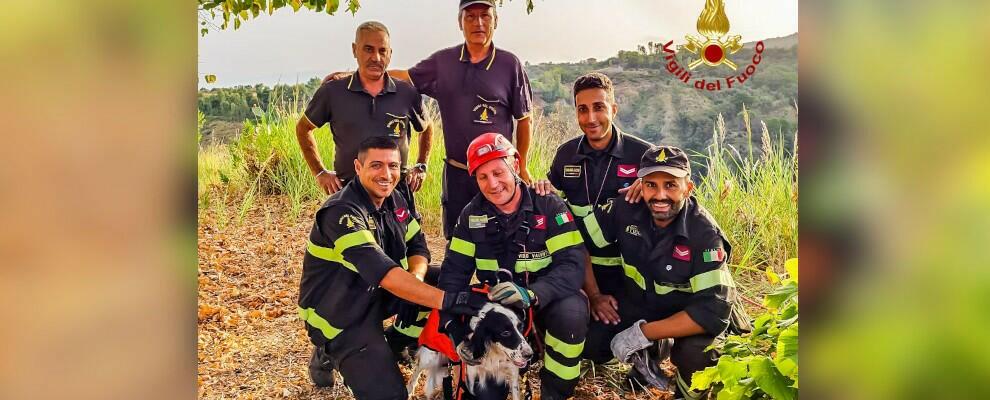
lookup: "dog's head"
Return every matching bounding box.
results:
[467,303,534,368]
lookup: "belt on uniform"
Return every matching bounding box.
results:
[445,158,469,171]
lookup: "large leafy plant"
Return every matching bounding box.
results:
[691,258,798,399]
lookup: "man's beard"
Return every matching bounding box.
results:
[648,199,683,223]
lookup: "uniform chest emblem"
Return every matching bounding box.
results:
[673,245,691,261]
[625,225,641,237]
[533,215,547,230]
[385,113,407,137]
[472,96,498,124]
[338,213,363,229]
[394,207,410,223]
[365,216,377,230]
[563,165,582,178]
[468,214,488,229]
[617,164,638,178]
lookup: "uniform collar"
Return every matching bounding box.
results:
[346,71,398,95]
[575,125,626,160]
[458,42,497,70]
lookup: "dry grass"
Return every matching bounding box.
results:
[198,195,682,399]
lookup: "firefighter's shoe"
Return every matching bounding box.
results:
[308,346,336,388]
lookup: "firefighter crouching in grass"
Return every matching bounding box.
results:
[298,137,488,399]
[438,132,589,400]
[580,146,741,400]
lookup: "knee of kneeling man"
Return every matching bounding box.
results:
[670,335,717,369]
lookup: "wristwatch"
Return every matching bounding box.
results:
[413,163,428,173]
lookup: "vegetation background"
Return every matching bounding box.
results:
[197,34,799,399]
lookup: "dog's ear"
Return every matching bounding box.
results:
[468,317,491,358]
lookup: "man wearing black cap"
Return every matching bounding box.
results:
[579,146,737,400]
[325,0,534,241]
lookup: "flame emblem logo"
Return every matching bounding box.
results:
[683,0,743,70]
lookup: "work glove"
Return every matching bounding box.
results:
[444,321,481,366]
[441,290,488,315]
[393,300,423,332]
[610,319,652,363]
[489,282,533,309]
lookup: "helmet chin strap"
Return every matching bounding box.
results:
[495,157,522,207]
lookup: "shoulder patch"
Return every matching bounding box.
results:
[394,207,410,223]
[702,248,726,262]
[338,213,365,230]
[563,165,581,178]
[617,164,638,178]
[533,215,547,230]
[554,211,574,225]
[673,244,691,261]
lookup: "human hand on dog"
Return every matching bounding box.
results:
[489,282,533,309]
[441,290,488,315]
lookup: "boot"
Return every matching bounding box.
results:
[308,345,336,388]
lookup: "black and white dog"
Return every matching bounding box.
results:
[407,303,533,400]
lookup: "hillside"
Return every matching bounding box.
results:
[198,33,798,155]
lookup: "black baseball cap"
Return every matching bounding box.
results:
[459,0,495,10]
[638,146,691,178]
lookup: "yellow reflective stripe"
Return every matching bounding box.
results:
[514,257,552,273]
[476,258,498,271]
[400,257,409,270]
[450,237,476,257]
[298,307,343,340]
[395,322,423,338]
[306,240,358,273]
[622,258,646,290]
[676,370,704,400]
[546,230,583,254]
[691,267,736,291]
[582,212,610,248]
[334,230,376,252]
[405,218,421,242]
[543,353,581,380]
[545,333,584,358]
[654,283,692,295]
[590,256,622,266]
[568,203,593,218]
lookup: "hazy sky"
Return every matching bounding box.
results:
[198,0,797,87]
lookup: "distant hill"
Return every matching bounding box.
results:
[198,33,797,154]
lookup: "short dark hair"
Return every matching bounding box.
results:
[357,137,399,161]
[572,72,616,104]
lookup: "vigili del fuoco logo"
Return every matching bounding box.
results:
[660,0,766,91]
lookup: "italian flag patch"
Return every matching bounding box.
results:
[702,248,726,262]
[554,211,574,225]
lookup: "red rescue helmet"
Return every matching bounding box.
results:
[466,132,517,176]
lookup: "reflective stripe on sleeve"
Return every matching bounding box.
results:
[514,257,552,273]
[298,307,343,341]
[546,230,583,254]
[476,258,498,271]
[404,218,422,242]
[690,267,736,292]
[621,258,647,290]
[590,256,622,266]
[449,237,476,257]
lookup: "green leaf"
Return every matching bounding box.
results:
[716,355,748,388]
[327,0,339,14]
[765,267,780,284]
[346,0,360,14]
[690,366,720,391]
[774,323,799,380]
[748,357,797,400]
[784,258,798,283]
[716,384,748,400]
[764,281,797,309]
[201,28,209,36]
[290,0,301,11]
[205,74,217,84]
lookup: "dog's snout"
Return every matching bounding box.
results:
[521,342,534,359]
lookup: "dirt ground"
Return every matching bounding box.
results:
[198,196,676,399]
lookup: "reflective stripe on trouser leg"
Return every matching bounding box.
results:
[536,294,589,399]
[675,370,705,400]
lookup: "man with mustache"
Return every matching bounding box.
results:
[531,72,653,342]
[326,0,534,241]
[438,133,588,400]
[296,21,434,200]
[579,146,737,400]
[298,137,488,397]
